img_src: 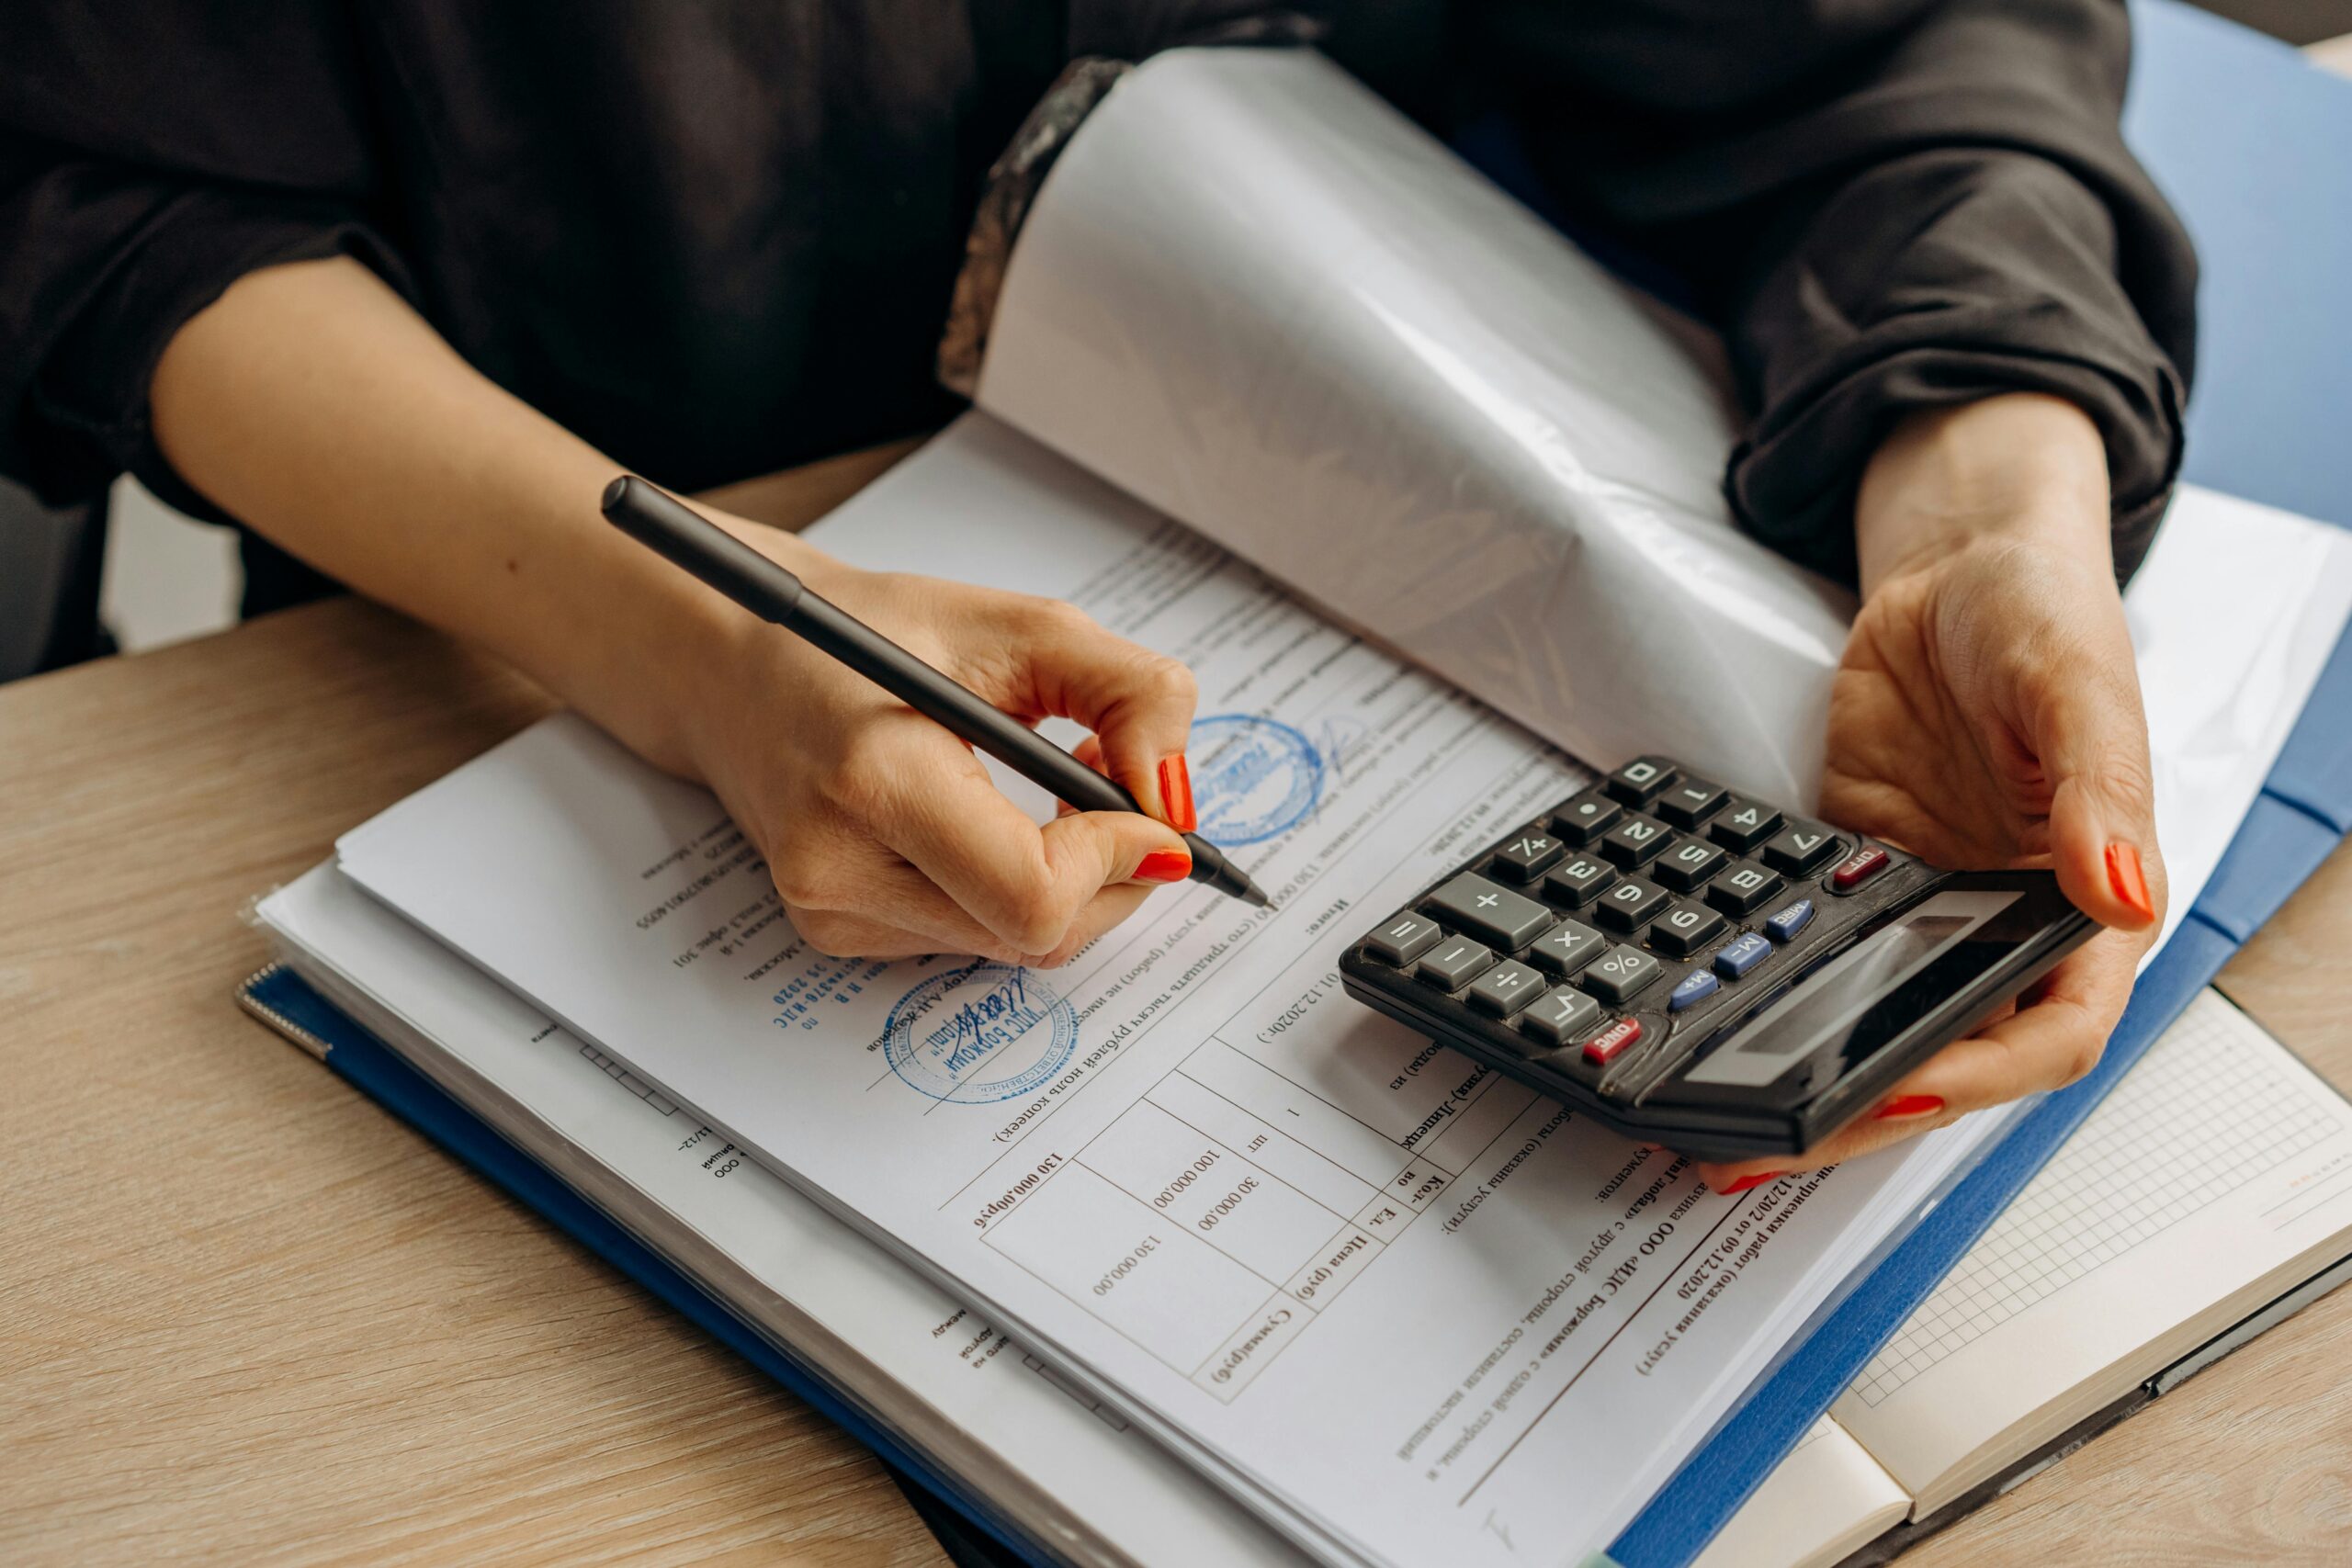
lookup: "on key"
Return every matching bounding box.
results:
[1423,873,1553,951]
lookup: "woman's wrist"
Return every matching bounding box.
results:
[1854,393,2114,598]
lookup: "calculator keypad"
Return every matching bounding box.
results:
[1343,757,1923,1133]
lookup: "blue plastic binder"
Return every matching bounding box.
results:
[242,4,2352,1563]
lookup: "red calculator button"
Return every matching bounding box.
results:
[1829,846,1890,893]
[1582,1017,1644,1065]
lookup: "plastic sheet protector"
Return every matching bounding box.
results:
[334,412,2348,1568]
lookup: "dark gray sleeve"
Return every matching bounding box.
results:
[0,4,411,516]
[1472,0,2196,584]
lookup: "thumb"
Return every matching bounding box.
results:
[2033,664,2164,934]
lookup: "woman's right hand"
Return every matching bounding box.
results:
[675,517,1204,967]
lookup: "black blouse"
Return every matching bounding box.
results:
[0,0,2193,592]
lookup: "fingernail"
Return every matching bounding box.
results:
[1716,1172,1778,1196]
[1159,755,1197,833]
[1136,848,1193,884]
[1876,1094,1946,1121]
[2105,842,2154,923]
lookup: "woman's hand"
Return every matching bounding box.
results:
[676,520,1202,967]
[1695,394,2164,1194]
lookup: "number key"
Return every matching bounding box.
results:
[1600,814,1670,868]
[1657,777,1728,829]
[1763,820,1841,875]
[1651,834,1727,892]
[1593,875,1670,934]
[1647,898,1727,959]
[1605,756,1678,806]
[1707,796,1784,852]
[1703,859,1784,917]
[1543,854,1616,908]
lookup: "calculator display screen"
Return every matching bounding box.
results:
[1684,890,2024,1089]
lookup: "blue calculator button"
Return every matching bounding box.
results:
[1764,899,1815,943]
[1668,969,1720,1011]
[1713,932,1773,979]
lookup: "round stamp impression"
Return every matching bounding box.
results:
[883,962,1079,1104]
[1188,714,1324,847]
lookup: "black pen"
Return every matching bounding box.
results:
[601,477,1273,910]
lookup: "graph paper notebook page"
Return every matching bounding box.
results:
[336,416,2346,1568]
[1690,990,2352,1568]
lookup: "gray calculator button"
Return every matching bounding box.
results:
[1600,814,1671,868]
[1489,826,1566,883]
[1467,959,1545,1018]
[1419,936,1495,990]
[1605,757,1678,806]
[1578,945,1663,1006]
[1424,874,1553,951]
[1550,790,1623,846]
[1762,820,1841,875]
[1543,854,1616,908]
[1708,796,1784,852]
[1651,834,1728,892]
[1528,918,1605,977]
[1657,778,1727,829]
[1648,898,1727,959]
[1519,987,1604,1047]
[1364,911,1442,965]
[1593,874,1670,934]
[1704,860,1784,917]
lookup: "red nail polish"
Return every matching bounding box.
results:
[1136,849,1193,884]
[1159,755,1197,833]
[1716,1172,1777,1196]
[1876,1094,1946,1121]
[2105,843,2154,923]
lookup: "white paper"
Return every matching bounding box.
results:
[257,863,1307,1568]
[336,418,1997,1567]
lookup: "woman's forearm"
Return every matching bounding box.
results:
[148,255,820,775]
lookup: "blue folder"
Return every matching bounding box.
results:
[241,5,2352,1563]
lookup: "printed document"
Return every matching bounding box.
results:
[336,419,2032,1565]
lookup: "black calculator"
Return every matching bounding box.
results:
[1339,757,2095,1159]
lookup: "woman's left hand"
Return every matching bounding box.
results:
[1694,394,2165,1195]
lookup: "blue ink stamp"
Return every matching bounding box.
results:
[884,962,1078,1104]
[1187,714,1324,846]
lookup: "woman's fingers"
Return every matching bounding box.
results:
[989,597,1201,830]
[1691,931,2139,1192]
[842,723,1190,956]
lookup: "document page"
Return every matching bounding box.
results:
[338,418,1996,1566]
[258,865,1306,1568]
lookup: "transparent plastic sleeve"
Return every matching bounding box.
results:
[968,47,1856,805]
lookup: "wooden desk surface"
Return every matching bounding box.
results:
[8,393,2352,1568]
